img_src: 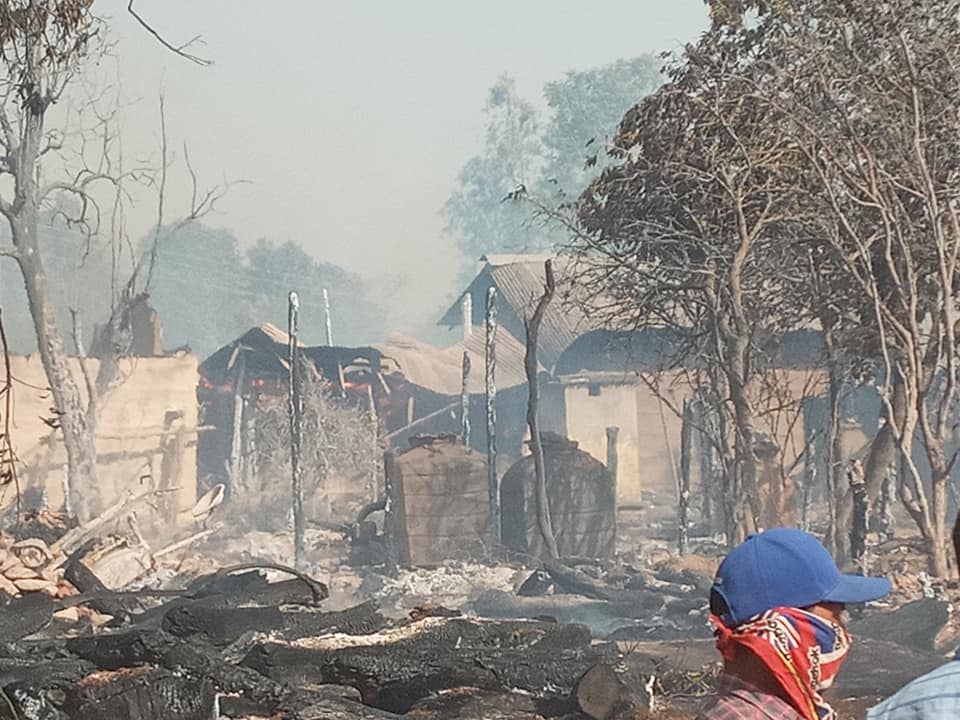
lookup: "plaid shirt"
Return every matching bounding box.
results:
[867,660,960,720]
[697,674,807,720]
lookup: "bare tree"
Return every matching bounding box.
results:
[0,3,110,520]
[579,0,960,573]
[0,3,227,521]
[570,31,807,543]
[771,0,960,575]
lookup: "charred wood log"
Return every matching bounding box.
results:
[241,617,611,714]
[408,687,564,720]
[542,559,663,609]
[64,552,137,622]
[185,564,328,605]
[64,667,216,720]
[66,628,292,712]
[473,590,666,638]
[574,663,649,720]
[162,599,388,647]
[516,569,554,596]
[0,592,54,643]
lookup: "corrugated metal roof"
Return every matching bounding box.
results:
[457,326,539,393]
[439,255,598,370]
[481,253,554,267]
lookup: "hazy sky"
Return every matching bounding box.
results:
[97,1,708,342]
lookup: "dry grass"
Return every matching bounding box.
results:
[234,368,382,530]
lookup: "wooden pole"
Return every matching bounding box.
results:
[228,351,246,498]
[525,259,559,559]
[322,288,333,346]
[288,291,305,570]
[801,438,816,532]
[485,287,499,542]
[679,399,693,556]
[878,462,896,542]
[462,293,473,339]
[367,383,380,501]
[383,449,404,571]
[849,460,867,571]
[460,351,471,445]
[605,426,619,488]
[695,398,715,534]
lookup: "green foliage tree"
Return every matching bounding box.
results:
[148,222,251,359]
[445,60,663,276]
[147,228,386,358]
[244,239,384,348]
[444,75,545,274]
[540,56,661,197]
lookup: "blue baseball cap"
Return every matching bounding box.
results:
[711,527,891,626]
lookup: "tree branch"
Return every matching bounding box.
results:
[127,1,213,66]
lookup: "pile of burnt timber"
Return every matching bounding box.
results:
[0,554,650,720]
[474,555,714,642]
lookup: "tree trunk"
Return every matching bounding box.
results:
[922,438,950,578]
[725,345,759,543]
[823,350,844,553]
[12,218,102,521]
[835,375,906,563]
[524,260,559,559]
[678,400,693,555]
[849,462,868,572]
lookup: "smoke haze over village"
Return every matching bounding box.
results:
[72,0,708,345]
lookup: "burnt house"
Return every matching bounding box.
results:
[197,324,537,495]
[197,324,393,492]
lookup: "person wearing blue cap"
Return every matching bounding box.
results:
[864,512,960,720]
[696,527,892,720]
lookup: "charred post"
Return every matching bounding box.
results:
[460,351,471,446]
[679,399,693,556]
[485,287,499,543]
[322,287,333,346]
[849,460,868,571]
[605,426,619,491]
[524,259,559,559]
[288,291,305,570]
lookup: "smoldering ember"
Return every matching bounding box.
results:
[2,2,960,720]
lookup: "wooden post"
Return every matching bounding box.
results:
[694,398,715,534]
[367,383,380,501]
[605,426,619,487]
[679,399,693,556]
[228,351,246,498]
[460,351,471,446]
[848,460,867,571]
[801,438,816,532]
[287,291,305,571]
[383,449,406,571]
[877,462,896,542]
[462,293,473,339]
[322,288,333,346]
[241,395,256,494]
[485,287,499,542]
[525,259,559,559]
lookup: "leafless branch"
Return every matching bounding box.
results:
[127,1,213,67]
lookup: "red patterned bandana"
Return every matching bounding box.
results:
[711,607,851,720]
